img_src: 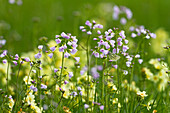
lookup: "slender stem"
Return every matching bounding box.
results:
[60,52,65,87]
[86,35,90,103]
[16,63,22,109]
[6,61,9,94]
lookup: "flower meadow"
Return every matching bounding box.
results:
[0,3,170,113]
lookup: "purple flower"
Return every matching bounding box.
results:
[82,29,86,32]
[117,41,122,46]
[97,30,101,34]
[124,39,129,44]
[123,70,128,75]
[138,59,143,64]
[48,53,53,58]
[38,45,43,50]
[135,54,140,58]
[87,31,92,35]
[13,61,17,66]
[50,46,56,52]
[80,26,84,30]
[25,57,30,62]
[61,32,70,39]
[113,65,118,69]
[70,48,77,54]
[68,72,73,79]
[34,53,42,59]
[55,35,60,38]
[100,105,104,110]
[126,61,131,67]
[84,104,89,109]
[122,45,129,52]
[55,38,61,44]
[64,80,69,84]
[2,59,7,64]
[54,68,58,73]
[120,18,127,25]
[85,20,92,27]
[106,36,112,40]
[129,26,135,31]
[119,30,126,39]
[150,33,156,38]
[146,35,150,39]
[67,41,72,46]
[30,85,38,92]
[41,84,47,89]
[93,52,99,58]
[64,52,70,58]
[113,5,120,20]
[59,46,64,52]
[131,33,137,38]
[74,57,80,63]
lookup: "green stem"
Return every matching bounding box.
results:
[60,52,65,87]
[86,35,90,103]
[6,61,9,94]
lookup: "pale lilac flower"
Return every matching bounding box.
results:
[124,39,128,44]
[64,52,70,58]
[84,104,89,109]
[25,57,30,62]
[87,31,92,35]
[38,45,43,50]
[71,91,78,97]
[34,53,42,59]
[97,30,101,34]
[119,30,126,39]
[82,29,86,32]
[61,32,70,39]
[77,86,82,90]
[67,41,72,46]
[106,36,112,40]
[97,65,103,71]
[70,48,77,54]
[0,39,6,45]
[68,72,73,78]
[120,18,127,25]
[48,53,53,58]
[113,5,120,20]
[55,35,60,38]
[125,8,133,19]
[30,85,38,92]
[59,46,64,52]
[93,52,99,58]
[13,61,17,66]
[64,80,69,84]
[122,45,129,52]
[113,65,118,69]
[131,33,137,38]
[135,54,140,58]
[55,38,61,44]
[63,45,67,49]
[50,46,56,52]
[80,26,84,30]
[129,26,135,31]
[117,41,122,46]
[32,70,36,73]
[126,61,131,67]
[9,0,15,4]
[54,68,58,73]
[74,57,80,63]
[2,59,7,64]
[41,84,47,89]
[85,20,92,27]
[150,33,156,38]
[138,59,143,64]
[100,105,104,110]
[146,35,150,39]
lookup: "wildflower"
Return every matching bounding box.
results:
[12,61,17,66]
[84,104,89,109]
[50,46,56,51]
[34,53,42,59]
[64,52,70,58]
[138,59,143,64]
[23,76,32,85]
[137,91,148,99]
[100,105,104,110]
[2,59,7,64]
[74,57,80,63]
[55,38,61,44]
[25,57,30,62]
[30,85,38,92]
[48,53,53,58]
[68,72,73,79]
[41,84,47,89]
[54,68,58,73]
[87,31,92,35]
[38,45,43,50]
[120,18,127,25]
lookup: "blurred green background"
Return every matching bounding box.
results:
[0,0,170,54]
